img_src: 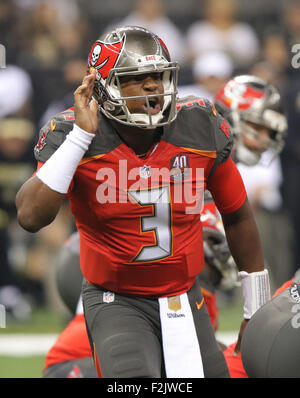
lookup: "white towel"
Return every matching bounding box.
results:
[159,292,204,378]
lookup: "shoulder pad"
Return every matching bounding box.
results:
[165,97,233,162]
[34,108,75,163]
[176,95,209,112]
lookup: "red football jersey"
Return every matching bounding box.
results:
[43,313,91,371]
[223,343,248,378]
[35,97,246,297]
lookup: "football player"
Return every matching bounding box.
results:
[214,74,287,167]
[201,74,287,341]
[213,75,288,375]
[16,26,268,378]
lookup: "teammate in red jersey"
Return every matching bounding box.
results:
[16,26,268,378]
[42,303,97,378]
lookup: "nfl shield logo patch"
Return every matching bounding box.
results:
[168,296,181,312]
[103,291,115,303]
[139,165,151,179]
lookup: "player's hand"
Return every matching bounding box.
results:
[233,319,248,356]
[74,69,99,134]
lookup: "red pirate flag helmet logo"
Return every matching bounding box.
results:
[88,35,125,79]
[215,80,265,112]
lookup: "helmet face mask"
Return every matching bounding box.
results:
[87,26,179,129]
[215,75,287,166]
[235,119,280,166]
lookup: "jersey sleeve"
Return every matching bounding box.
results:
[166,97,233,166]
[209,102,234,170]
[206,156,247,214]
[34,108,75,163]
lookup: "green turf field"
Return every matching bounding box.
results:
[0,308,66,378]
[0,308,67,334]
[0,356,46,378]
[0,296,243,378]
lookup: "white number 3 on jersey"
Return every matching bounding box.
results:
[129,186,172,262]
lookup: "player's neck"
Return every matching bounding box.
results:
[113,123,162,157]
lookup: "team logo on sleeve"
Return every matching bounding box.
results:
[88,36,125,79]
[219,118,231,138]
[34,129,48,153]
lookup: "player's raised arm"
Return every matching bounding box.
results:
[16,70,98,233]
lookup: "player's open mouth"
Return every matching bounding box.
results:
[143,98,161,115]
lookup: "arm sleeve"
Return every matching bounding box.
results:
[32,161,74,194]
[207,156,247,214]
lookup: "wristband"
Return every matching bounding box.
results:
[238,269,271,319]
[36,124,95,194]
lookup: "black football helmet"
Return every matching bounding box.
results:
[87,25,179,129]
[215,75,287,166]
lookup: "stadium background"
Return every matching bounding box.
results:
[0,0,299,377]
